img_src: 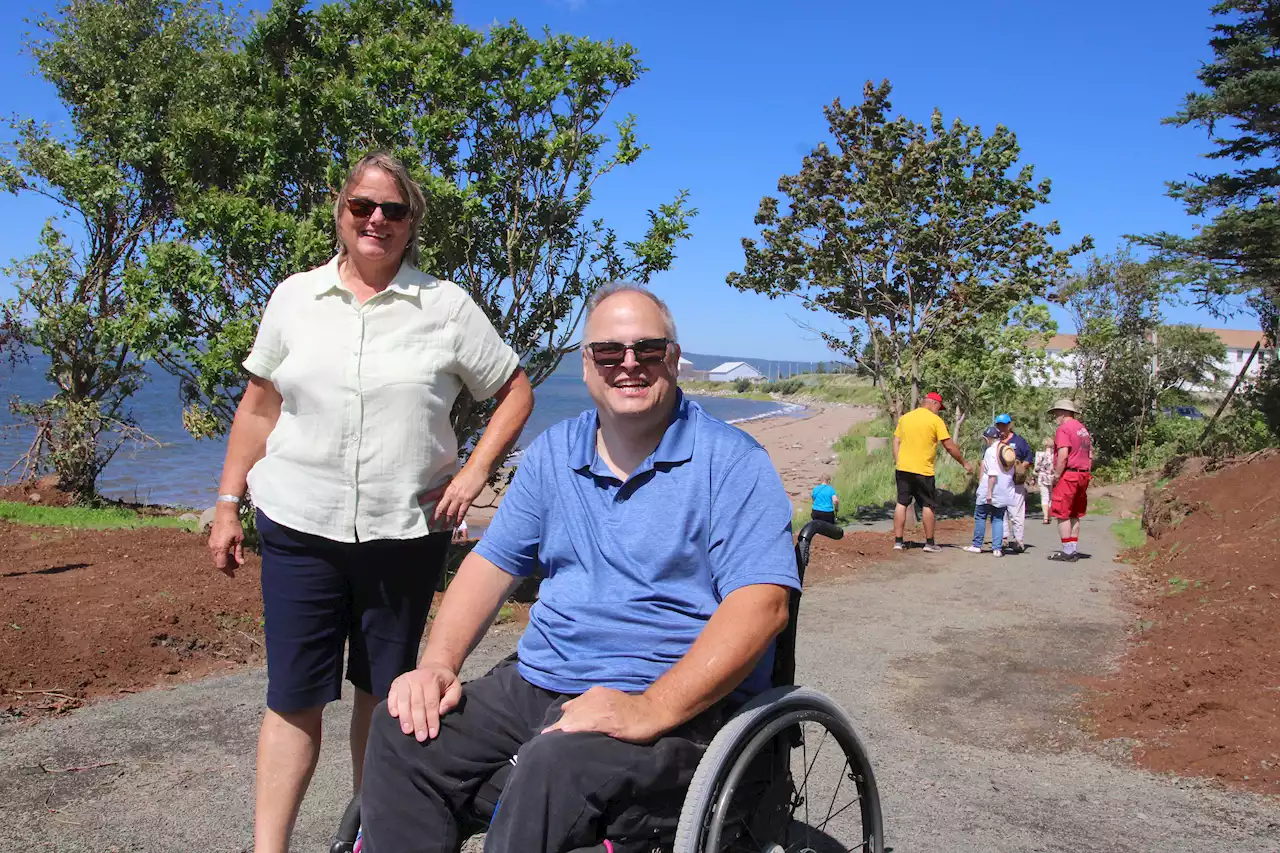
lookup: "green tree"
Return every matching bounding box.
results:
[1062,253,1166,468]
[921,302,1058,437]
[1136,0,1280,438]
[0,0,231,501]
[1139,1,1280,324]
[727,81,1088,422]
[135,0,694,455]
[1152,323,1228,399]
[1059,252,1226,474]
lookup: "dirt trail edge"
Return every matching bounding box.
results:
[2,519,1277,852]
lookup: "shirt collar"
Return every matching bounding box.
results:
[313,255,427,300]
[569,390,696,478]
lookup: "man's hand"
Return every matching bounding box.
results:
[386,664,463,742]
[207,504,244,578]
[419,466,489,530]
[542,686,670,744]
[963,460,975,475]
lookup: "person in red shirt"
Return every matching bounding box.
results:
[1046,399,1093,563]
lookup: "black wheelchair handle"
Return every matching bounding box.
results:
[799,519,844,544]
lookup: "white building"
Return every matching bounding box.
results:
[708,361,765,382]
[1027,328,1274,390]
[677,356,709,382]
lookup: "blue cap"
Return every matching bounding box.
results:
[982,425,1001,440]
[994,413,1012,424]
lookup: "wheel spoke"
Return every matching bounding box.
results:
[821,758,854,831]
[699,708,879,853]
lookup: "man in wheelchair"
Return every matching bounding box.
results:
[359,284,800,853]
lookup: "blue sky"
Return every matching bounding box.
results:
[0,0,1248,361]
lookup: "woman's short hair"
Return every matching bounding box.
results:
[334,151,426,267]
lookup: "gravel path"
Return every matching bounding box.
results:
[2,517,1276,851]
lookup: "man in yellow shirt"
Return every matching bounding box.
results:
[892,392,973,552]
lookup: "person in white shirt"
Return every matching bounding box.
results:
[965,425,1015,556]
[1034,437,1056,524]
[205,151,534,853]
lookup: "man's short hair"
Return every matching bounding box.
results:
[584,282,678,342]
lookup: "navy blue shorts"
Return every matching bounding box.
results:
[257,510,451,713]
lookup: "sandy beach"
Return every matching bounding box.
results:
[464,401,875,528]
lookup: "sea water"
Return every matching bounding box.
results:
[0,359,794,508]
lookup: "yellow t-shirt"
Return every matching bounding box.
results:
[893,407,951,476]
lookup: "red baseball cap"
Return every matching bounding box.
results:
[925,392,946,410]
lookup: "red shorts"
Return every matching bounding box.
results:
[1050,471,1091,519]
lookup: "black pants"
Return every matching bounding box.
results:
[360,658,731,853]
[811,509,836,524]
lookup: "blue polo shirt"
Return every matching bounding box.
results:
[1007,432,1032,463]
[474,393,800,697]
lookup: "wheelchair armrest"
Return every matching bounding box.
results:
[799,519,843,543]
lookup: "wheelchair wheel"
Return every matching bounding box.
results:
[673,686,884,853]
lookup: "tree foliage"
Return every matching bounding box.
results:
[0,0,232,500]
[1061,251,1227,471]
[920,302,1057,436]
[1138,1,1280,327]
[133,0,694,452]
[728,80,1088,423]
[1135,0,1280,440]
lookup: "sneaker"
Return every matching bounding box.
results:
[922,543,942,553]
[992,549,1003,558]
[962,545,982,554]
[893,541,904,551]
[1047,551,1079,563]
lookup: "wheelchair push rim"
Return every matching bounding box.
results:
[674,687,884,853]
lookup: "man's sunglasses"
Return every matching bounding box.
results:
[345,196,411,222]
[586,338,672,367]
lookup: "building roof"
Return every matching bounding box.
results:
[677,356,694,367]
[1041,328,1269,352]
[1044,334,1077,352]
[1213,328,1269,349]
[709,360,762,375]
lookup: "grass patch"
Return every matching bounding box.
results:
[1165,576,1202,596]
[828,417,971,518]
[1091,496,1115,516]
[1110,518,1146,549]
[0,501,197,531]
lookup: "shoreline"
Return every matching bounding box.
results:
[0,395,867,525]
[464,400,874,531]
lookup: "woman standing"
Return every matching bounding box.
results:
[207,152,533,853]
[1035,436,1056,524]
[965,425,1016,556]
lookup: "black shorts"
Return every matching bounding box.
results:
[811,509,837,524]
[895,470,937,510]
[257,510,451,713]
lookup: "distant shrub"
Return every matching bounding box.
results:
[764,379,805,395]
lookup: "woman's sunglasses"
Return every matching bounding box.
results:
[586,338,672,367]
[345,196,411,222]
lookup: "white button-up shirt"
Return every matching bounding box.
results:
[243,257,520,543]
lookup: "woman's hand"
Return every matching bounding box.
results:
[419,466,489,531]
[208,505,245,578]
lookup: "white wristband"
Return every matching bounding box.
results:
[216,494,242,505]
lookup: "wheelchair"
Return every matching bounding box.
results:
[330,520,885,853]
